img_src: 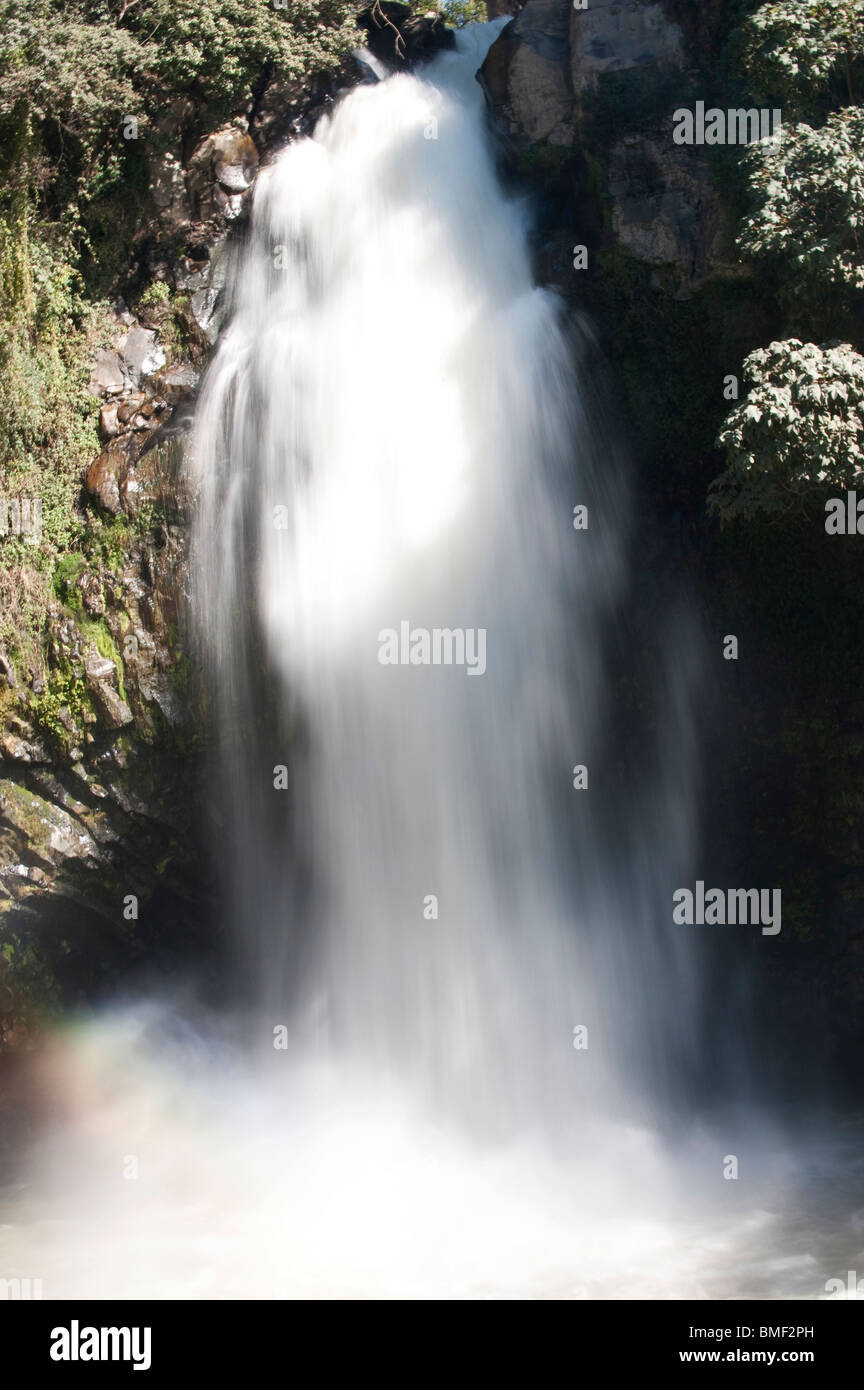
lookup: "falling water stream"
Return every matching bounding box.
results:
[1,20,863,1301]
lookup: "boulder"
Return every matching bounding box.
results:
[89,681,133,730]
[88,350,129,398]
[99,401,121,439]
[187,124,259,222]
[156,364,200,405]
[120,326,166,385]
[481,1,574,147]
[85,438,139,517]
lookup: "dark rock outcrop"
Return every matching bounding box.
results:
[358,3,456,69]
[482,0,731,293]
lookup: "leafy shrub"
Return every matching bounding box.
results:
[738,107,864,294]
[711,339,864,519]
[737,0,864,112]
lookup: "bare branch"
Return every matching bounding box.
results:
[370,1,406,61]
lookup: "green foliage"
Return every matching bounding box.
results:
[738,107,864,294]
[401,0,486,26]
[438,0,487,26]
[125,0,362,115]
[29,657,96,756]
[139,280,171,307]
[136,283,194,364]
[0,1,146,200]
[0,0,363,196]
[711,339,864,519]
[0,0,362,698]
[0,177,103,672]
[737,0,864,111]
[81,615,128,702]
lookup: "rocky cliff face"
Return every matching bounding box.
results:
[0,300,206,1045]
[482,0,732,293]
[1,107,276,1044]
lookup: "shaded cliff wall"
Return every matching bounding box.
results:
[481,0,864,1097]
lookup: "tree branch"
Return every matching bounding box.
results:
[370,1,406,61]
[116,0,143,26]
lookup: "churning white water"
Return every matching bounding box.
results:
[191,18,703,1128]
[1,21,862,1301]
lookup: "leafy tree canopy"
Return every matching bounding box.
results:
[737,0,864,112]
[712,339,864,519]
[739,106,864,295]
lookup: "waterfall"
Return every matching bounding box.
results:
[6,20,855,1303]
[191,19,701,1132]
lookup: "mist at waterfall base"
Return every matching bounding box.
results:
[2,21,863,1300]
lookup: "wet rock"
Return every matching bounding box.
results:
[120,326,166,385]
[156,364,199,405]
[85,439,138,516]
[1,732,47,764]
[118,396,166,432]
[89,681,133,730]
[188,124,259,222]
[83,650,117,686]
[99,400,121,439]
[88,350,129,397]
[213,185,245,221]
[117,393,147,426]
[174,264,208,297]
[0,780,100,868]
[189,240,228,342]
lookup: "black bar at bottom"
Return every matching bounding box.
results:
[2,1298,858,1377]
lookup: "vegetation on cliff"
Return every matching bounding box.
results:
[712,3,864,519]
[0,1,369,1037]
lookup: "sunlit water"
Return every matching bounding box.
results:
[1,21,863,1301]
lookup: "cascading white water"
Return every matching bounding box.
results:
[3,21,862,1302]
[191,19,701,1131]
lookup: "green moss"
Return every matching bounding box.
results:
[81,615,128,704]
[28,661,95,757]
[53,552,87,598]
